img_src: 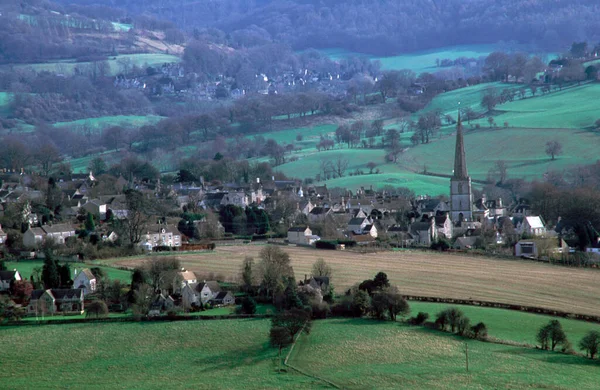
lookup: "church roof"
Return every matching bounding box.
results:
[453,113,469,179]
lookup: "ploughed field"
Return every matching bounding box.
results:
[104,245,600,317]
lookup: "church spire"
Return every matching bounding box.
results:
[453,111,468,179]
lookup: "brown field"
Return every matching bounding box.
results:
[108,245,600,316]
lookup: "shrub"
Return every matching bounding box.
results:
[470,322,488,340]
[457,316,471,337]
[238,297,257,315]
[408,311,429,325]
[311,302,331,319]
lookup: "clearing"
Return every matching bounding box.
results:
[103,246,600,316]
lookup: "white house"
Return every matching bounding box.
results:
[72,269,97,295]
[181,280,221,309]
[515,216,546,237]
[196,281,221,304]
[23,224,77,248]
[0,270,21,292]
[142,224,182,249]
[28,289,85,316]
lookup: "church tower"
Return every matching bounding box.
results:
[450,112,473,223]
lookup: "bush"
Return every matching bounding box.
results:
[239,297,257,315]
[315,240,337,250]
[311,302,331,319]
[408,312,429,325]
[470,322,488,340]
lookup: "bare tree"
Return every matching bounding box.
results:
[545,140,563,160]
[333,157,349,178]
[312,258,332,278]
[366,161,378,174]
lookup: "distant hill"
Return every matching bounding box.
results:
[53,0,600,55]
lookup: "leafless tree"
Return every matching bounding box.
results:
[334,157,349,178]
[545,140,563,160]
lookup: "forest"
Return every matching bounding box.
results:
[53,0,600,54]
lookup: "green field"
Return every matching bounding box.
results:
[6,261,132,283]
[314,44,553,74]
[477,83,600,129]
[322,173,451,195]
[54,115,164,131]
[290,319,600,389]
[409,302,600,347]
[3,54,181,76]
[251,124,337,147]
[0,92,11,116]
[402,127,600,181]
[0,319,321,389]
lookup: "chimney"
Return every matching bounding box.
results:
[498,198,503,208]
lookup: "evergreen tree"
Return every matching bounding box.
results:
[85,212,96,232]
[41,255,60,289]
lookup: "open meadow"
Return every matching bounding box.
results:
[401,127,600,181]
[6,260,132,283]
[102,245,600,317]
[290,319,600,389]
[1,53,181,77]
[0,92,11,116]
[0,319,323,389]
[313,44,551,74]
[53,115,164,131]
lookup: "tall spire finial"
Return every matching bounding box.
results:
[453,108,468,179]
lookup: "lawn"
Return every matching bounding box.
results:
[476,83,600,129]
[3,54,181,76]
[104,246,600,317]
[401,127,600,181]
[322,172,451,196]
[5,260,132,283]
[289,319,599,389]
[408,301,600,347]
[0,319,322,389]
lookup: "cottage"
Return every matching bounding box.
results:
[287,227,312,245]
[410,218,437,246]
[453,236,478,250]
[28,289,84,316]
[23,227,45,249]
[387,226,415,247]
[142,224,182,249]
[210,291,235,306]
[434,213,453,239]
[72,269,97,295]
[82,199,108,220]
[0,270,21,292]
[196,281,221,304]
[148,294,176,316]
[24,224,77,248]
[348,217,373,235]
[514,216,546,237]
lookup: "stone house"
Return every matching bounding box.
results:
[514,216,546,237]
[142,224,182,249]
[82,199,108,220]
[28,289,84,316]
[435,214,453,239]
[72,269,97,296]
[210,291,235,306]
[287,227,312,245]
[410,218,438,246]
[23,224,77,248]
[0,270,21,292]
[515,238,568,258]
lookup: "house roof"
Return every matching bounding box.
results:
[348,218,366,226]
[79,269,96,281]
[212,291,231,300]
[29,227,46,236]
[197,281,220,293]
[51,289,84,300]
[454,236,478,248]
[179,270,196,281]
[351,234,376,243]
[41,224,75,234]
[288,226,309,232]
[525,216,545,229]
[387,225,408,232]
[411,222,432,231]
[0,270,18,281]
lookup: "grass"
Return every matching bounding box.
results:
[103,246,600,317]
[54,115,164,130]
[5,260,132,283]
[0,92,11,116]
[478,83,600,129]
[408,301,600,347]
[401,127,600,181]
[250,124,337,147]
[314,44,547,74]
[322,172,451,195]
[2,54,181,76]
[290,319,600,389]
[0,319,322,389]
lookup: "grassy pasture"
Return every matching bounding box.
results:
[0,92,11,116]
[401,127,600,181]
[5,260,132,283]
[54,115,164,130]
[3,54,181,76]
[290,319,600,389]
[409,302,600,347]
[477,83,600,129]
[0,319,321,389]
[315,44,533,73]
[249,124,337,147]
[321,172,451,195]
[104,246,600,317]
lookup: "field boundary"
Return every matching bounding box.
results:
[284,323,341,389]
[405,295,600,324]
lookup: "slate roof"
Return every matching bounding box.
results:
[41,224,75,234]
[0,270,18,281]
[197,281,220,293]
[348,218,366,226]
[288,226,309,232]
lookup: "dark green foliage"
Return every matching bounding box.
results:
[0,260,6,271]
[408,312,429,325]
[359,271,390,295]
[370,286,410,321]
[58,263,73,288]
[239,297,257,315]
[86,300,109,318]
[41,254,60,289]
[315,240,337,250]
[435,307,466,334]
[283,277,302,310]
[85,212,96,232]
[351,289,371,317]
[579,330,600,359]
[269,326,292,355]
[470,322,488,340]
[272,308,311,339]
[537,320,568,351]
[430,238,451,251]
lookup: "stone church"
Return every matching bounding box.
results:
[450,113,473,224]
